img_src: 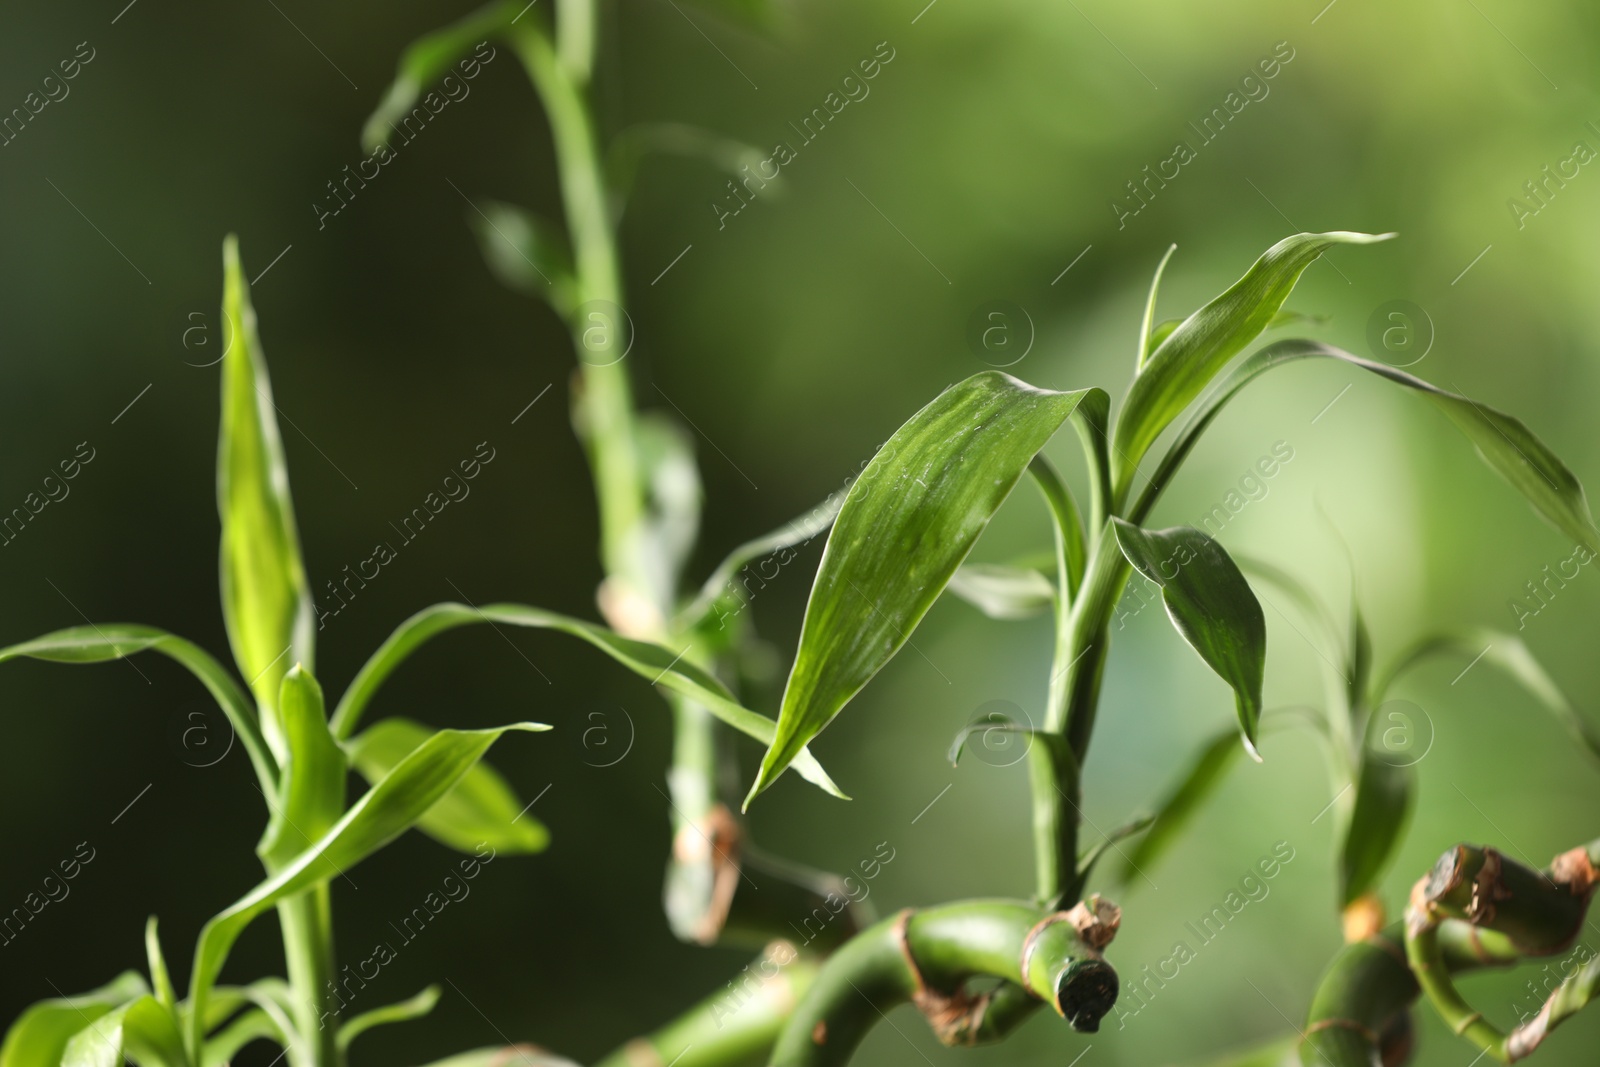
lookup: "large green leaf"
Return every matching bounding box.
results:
[1110,520,1266,758]
[1117,729,1241,885]
[327,601,845,799]
[346,718,548,854]
[258,667,347,866]
[1134,339,1600,554]
[0,973,146,1067]
[1339,746,1413,906]
[1112,231,1393,497]
[1377,629,1600,763]
[363,2,520,152]
[0,624,277,792]
[62,996,184,1067]
[747,372,1093,803]
[218,236,313,751]
[185,722,548,1052]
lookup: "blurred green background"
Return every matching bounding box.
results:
[3,0,1599,1064]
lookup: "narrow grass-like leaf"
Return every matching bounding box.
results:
[1134,339,1600,554]
[346,718,548,854]
[258,667,346,865]
[336,986,441,1053]
[1112,231,1393,496]
[201,1010,283,1067]
[144,918,176,1012]
[362,2,519,152]
[1135,244,1177,372]
[1110,520,1266,758]
[1117,729,1240,884]
[186,722,548,1052]
[1339,747,1413,906]
[468,199,577,315]
[0,625,276,793]
[0,973,146,1067]
[219,236,313,749]
[947,564,1055,620]
[1028,455,1086,601]
[749,372,1092,803]
[1377,629,1600,763]
[329,601,845,799]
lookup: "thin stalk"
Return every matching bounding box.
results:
[510,19,651,608]
[277,885,339,1067]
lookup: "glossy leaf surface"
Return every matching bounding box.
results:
[346,718,548,854]
[218,237,313,743]
[1111,520,1266,757]
[751,372,1091,802]
[0,973,146,1067]
[186,722,548,1048]
[1113,231,1392,494]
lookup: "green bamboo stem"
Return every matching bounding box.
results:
[510,17,650,611]
[1299,923,1513,1067]
[593,943,821,1067]
[1402,839,1600,1062]
[768,900,1119,1066]
[277,885,339,1067]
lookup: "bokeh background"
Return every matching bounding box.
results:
[2,1,1599,1064]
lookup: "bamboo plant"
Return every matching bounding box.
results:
[356,2,1600,1064]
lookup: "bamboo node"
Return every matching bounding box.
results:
[1550,845,1599,896]
[1064,894,1121,950]
[1468,848,1511,924]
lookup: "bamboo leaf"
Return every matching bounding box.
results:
[0,973,146,1067]
[1028,455,1086,602]
[1117,730,1240,885]
[258,666,347,865]
[1339,746,1413,906]
[468,199,577,315]
[219,236,313,751]
[336,986,441,1053]
[749,372,1092,803]
[144,918,176,1012]
[1135,244,1177,371]
[201,1010,283,1067]
[1112,231,1393,496]
[362,3,518,152]
[946,564,1055,620]
[1110,520,1266,758]
[346,718,548,855]
[1134,339,1600,554]
[185,722,549,1051]
[328,601,846,799]
[1377,629,1600,763]
[62,996,184,1067]
[0,624,276,793]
